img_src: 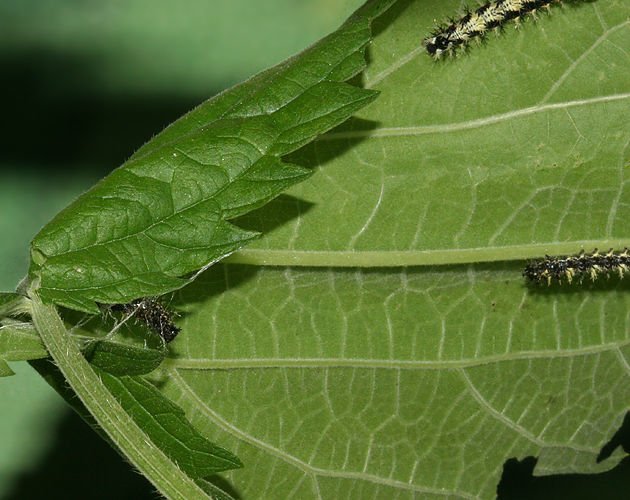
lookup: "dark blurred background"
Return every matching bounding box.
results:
[0,1,359,497]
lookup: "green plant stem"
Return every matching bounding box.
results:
[28,290,212,500]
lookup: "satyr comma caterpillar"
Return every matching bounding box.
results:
[524,248,630,285]
[424,0,563,58]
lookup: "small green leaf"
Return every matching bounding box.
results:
[0,319,47,362]
[84,340,166,376]
[33,353,239,481]
[0,359,14,377]
[96,368,243,476]
[27,0,387,314]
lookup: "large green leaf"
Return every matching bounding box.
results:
[138,1,628,498]
[27,0,390,314]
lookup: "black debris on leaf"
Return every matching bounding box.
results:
[112,298,180,343]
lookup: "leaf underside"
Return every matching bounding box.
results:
[145,1,628,499]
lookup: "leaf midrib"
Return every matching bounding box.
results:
[227,240,630,267]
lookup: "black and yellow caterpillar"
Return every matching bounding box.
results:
[424,0,562,58]
[524,249,630,285]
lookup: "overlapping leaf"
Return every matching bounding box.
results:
[97,369,243,476]
[27,0,394,314]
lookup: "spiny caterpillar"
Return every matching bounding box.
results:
[112,298,180,343]
[424,0,562,58]
[524,249,630,285]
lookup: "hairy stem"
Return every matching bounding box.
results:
[28,289,212,500]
